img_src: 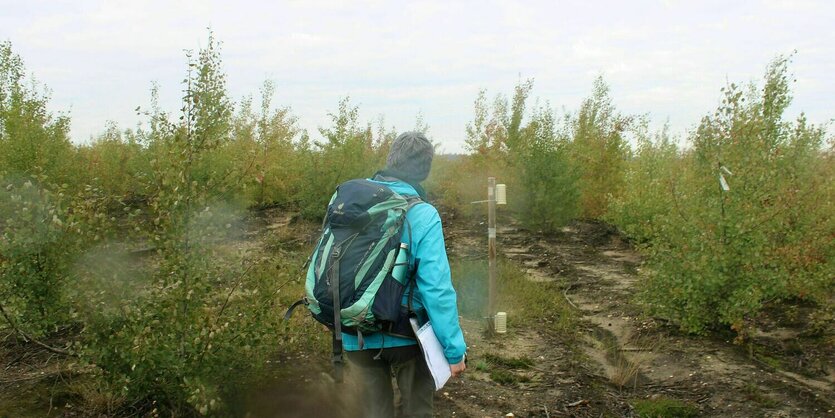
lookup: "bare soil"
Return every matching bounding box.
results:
[435,214,834,418]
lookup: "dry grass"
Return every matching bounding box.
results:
[610,350,643,390]
[609,335,660,390]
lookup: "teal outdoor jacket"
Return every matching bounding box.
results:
[341,179,467,364]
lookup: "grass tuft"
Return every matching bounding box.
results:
[484,353,533,369]
[489,369,517,385]
[488,369,530,385]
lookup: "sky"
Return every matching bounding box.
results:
[1,0,833,153]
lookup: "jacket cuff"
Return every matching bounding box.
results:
[446,354,464,365]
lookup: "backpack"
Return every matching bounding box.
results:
[284,178,422,382]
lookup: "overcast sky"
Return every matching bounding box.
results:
[1,0,833,153]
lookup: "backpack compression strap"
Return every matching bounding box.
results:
[283,298,308,322]
[330,245,344,383]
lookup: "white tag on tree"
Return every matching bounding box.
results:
[719,173,730,191]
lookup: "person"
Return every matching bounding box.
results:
[343,131,467,418]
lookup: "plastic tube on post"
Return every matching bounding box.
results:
[494,312,507,333]
[496,184,507,205]
[487,177,497,324]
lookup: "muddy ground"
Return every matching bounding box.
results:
[1,209,832,417]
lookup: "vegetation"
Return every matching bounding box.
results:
[0,42,76,186]
[443,56,832,337]
[0,32,831,416]
[631,397,699,418]
[483,353,534,369]
[481,353,533,385]
[609,56,833,335]
[451,259,576,334]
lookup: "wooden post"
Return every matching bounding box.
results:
[487,177,497,329]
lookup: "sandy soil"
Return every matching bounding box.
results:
[435,215,834,418]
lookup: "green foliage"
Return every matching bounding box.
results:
[464,89,508,156]
[483,353,533,369]
[74,39,284,415]
[622,56,834,335]
[489,369,524,385]
[483,352,533,385]
[568,77,631,219]
[190,32,232,150]
[0,180,71,334]
[441,78,625,231]
[0,42,110,336]
[295,97,389,219]
[78,122,151,199]
[605,123,679,242]
[0,41,77,186]
[442,83,534,222]
[0,177,109,335]
[77,249,303,416]
[514,104,580,230]
[2,30,833,415]
[229,80,300,207]
[2,37,396,414]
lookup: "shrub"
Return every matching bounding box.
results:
[0,41,78,188]
[0,176,110,335]
[72,36,310,415]
[227,80,301,207]
[515,104,580,230]
[0,42,110,336]
[606,123,680,242]
[78,122,151,200]
[636,56,834,335]
[294,97,388,219]
[567,77,631,219]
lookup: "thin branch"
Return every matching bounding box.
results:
[562,285,579,310]
[197,261,255,363]
[0,301,74,357]
[216,262,257,320]
[667,175,690,224]
[210,270,304,356]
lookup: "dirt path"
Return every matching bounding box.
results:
[438,216,834,417]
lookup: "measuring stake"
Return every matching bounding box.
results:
[487,177,497,330]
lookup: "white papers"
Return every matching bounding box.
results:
[410,317,451,390]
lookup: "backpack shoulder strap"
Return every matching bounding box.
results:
[405,195,423,206]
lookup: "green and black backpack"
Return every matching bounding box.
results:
[285,178,422,381]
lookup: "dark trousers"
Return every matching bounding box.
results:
[345,345,434,418]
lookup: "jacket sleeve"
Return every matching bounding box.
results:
[410,205,467,364]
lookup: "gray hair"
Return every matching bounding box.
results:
[385,131,434,182]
